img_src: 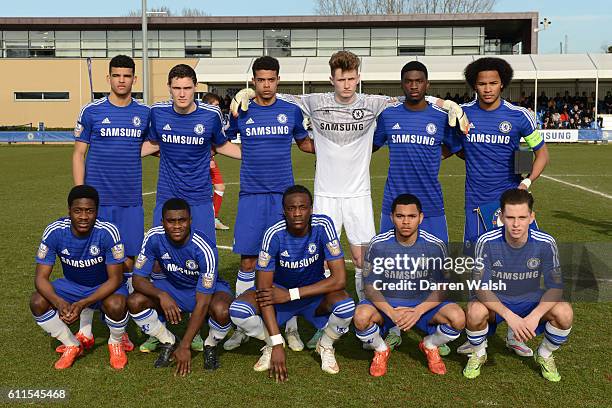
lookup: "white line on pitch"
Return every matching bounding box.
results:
[540,175,612,200]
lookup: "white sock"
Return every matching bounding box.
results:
[130,308,175,344]
[354,268,364,302]
[285,316,298,332]
[34,309,79,347]
[538,322,572,358]
[389,326,401,337]
[320,298,355,348]
[214,190,224,196]
[466,326,489,357]
[205,317,232,347]
[423,324,462,349]
[105,313,129,344]
[236,270,255,296]
[229,300,266,341]
[79,307,95,337]
[356,324,388,352]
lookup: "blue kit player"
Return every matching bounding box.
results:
[71,54,149,350]
[224,56,314,352]
[354,194,465,377]
[229,185,355,381]
[456,57,550,356]
[30,185,130,370]
[128,198,233,374]
[142,64,241,244]
[463,188,573,382]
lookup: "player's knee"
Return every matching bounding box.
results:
[331,297,355,319]
[446,305,466,330]
[466,301,488,326]
[550,301,573,329]
[209,300,231,325]
[103,295,127,320]
[240,257,256,272]
[353,305,374,331]
[127,293,149,314]
[29,291,51,315]
[229,299,258,326]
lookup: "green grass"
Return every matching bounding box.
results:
[0,144,610,407]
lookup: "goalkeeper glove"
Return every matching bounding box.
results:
[442,99,470,135]
[230,88,256,117]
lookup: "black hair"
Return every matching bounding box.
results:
[500,188,534,212]
[401,60,428,80]
[168,64,197,85]
[202,92,222,105]
[68,185,99,208]
[391,193,422,213]
[162,198,191,217]
[464,57,514,90]
[282,185,313,208]
[109,54,135,74]
[252,56,280,76]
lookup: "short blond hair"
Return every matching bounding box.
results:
[329,51,360,75]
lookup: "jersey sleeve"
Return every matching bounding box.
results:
[74,106,93,143]
[287,93,311,116]
[292,105,308,141]
[316,216,344,261]
[196,244,220,295]
[368,94,391,117]
[442,122,463,154]
[541,238,563,290]
[36,226,58,265]
[102,226,126,265]
[363,241,380,286]
[373,113,387,149]
[142,109,152,141]
[210,110,228,146]
[133,235,157,278]
[257,232,279,272]
[473,236,493,283]
[148,109,160,142]
[517,109,544,151]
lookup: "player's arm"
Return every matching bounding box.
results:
[141,140,160,157]
[174,291,212,376]
[519,114,549,189]
[521,143,549,189]
[72,141,88,185]
[34,263,72,321]
[214,141,241,159]
[132,275,182,325]
[296,136,315,153]
[257,269,287,382]
[428,96,470,135]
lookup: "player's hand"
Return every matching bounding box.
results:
[55,299,73,323]
[442,99,470,135]
[523,313,541,336]
[269,345,288,383]
[159,292,182,324]
[392,307,422,331]
[63,300,86,325]
[230,88,256,118]
[517,181,529,190]
[255,286,291,307]
[505,313,536,342]
[173,345,192,377]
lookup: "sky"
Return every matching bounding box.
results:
[3,0,610,53]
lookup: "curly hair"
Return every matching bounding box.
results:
[464,57,514,89]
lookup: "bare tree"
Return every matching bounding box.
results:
[314,0,496,14]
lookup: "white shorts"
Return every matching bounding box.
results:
[313,195,375,246]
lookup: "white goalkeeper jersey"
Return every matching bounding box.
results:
[283,92,388,198]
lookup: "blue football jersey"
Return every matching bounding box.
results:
[149,102,227,206]
[364,228,448,301]
[226,97,308,194]
[473,227,562,303]
[36,217,126,287]
[374,102,461,217]
[256,214,344,289]
[134,227,220,295]
[460,99,545,210]
[74,97,151,206]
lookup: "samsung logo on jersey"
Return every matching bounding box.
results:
[166,263,199,276]
[279,253,319,269]
[466,134,511,144]
[391,134,435,145]
[320,122,364,132]
[60,256,103,268]
[244,126,290,136]
[491,270,539,280]
[100,128,142,138]
[161,134,206,145]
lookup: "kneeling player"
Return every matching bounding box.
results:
[354,194,465,376]
[128,198,233,375]
[463,189,572,382]
[229,185,355,381]
[30,185,130,370]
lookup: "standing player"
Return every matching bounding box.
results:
[456,57,550,356]
[141,64,241,244]
[223,56,314,352]
[354,194,465,377]
[202,92,230,231]
[71,54,148,350]
[463,189,572,382]
[128,198,233,373]
[229,185,355,380]
[30,185,130,370]
[372,61,462,351]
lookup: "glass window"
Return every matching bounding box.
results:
[264,29,290,57]
[81,31,106,50]
[185,47,211,57]
[343,29,370,48]
[107,31,132,50]
[212,30,237,57]
[425,27,452,55]
[159,30,184,50]
[318,29,342,54]
[185,30,211,47]
[345,47,369,56]
[398,28,424,46]
[29,31,54,49]
[4,31,28,48]
[453,27,482,47]
[398,46,425,56]
[82,49,107,57]
[15,92,43,100]
[55,31,80,56]
[133,30,159,50]
[238,30,263,50]
[14,91,69,100]
[452,46,480,55]
[291,29,316,49]
[291,48,316,57]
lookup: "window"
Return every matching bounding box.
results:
[29,31,54,49]
[371,28,397,56]
[318,29,342,55]
[343,29,370,48]
[212,30,237,57]
[159,30,184,57]
[15,92,69,100]
[264,29,290,57]
[55,31,81,57]
[291,29,316,56]
[425,27,452,55]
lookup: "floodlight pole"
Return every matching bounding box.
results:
[142,0,148,104]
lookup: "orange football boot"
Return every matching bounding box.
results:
[56,332,94,353]
[369,346,391,377]
[121,333,134,352]
[54,345,83,370]
[108,343,128,370]
[419,340,446,375]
